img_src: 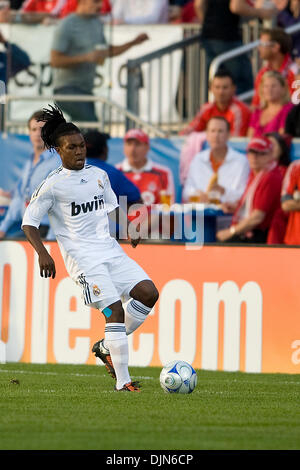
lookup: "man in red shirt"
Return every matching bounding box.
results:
[21,0,111,18]
[252,27,298,109]
[179,70,251,137]
[116,129,175,207]
[281,160,300,245]
[216,136,283,244]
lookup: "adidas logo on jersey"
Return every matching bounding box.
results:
[71,196,104,216]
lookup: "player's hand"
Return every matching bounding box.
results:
[132,33,149,46]
[38,251,56,278]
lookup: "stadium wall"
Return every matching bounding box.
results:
[1,241,300,374]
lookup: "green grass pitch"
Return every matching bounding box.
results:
[0,362,299,450]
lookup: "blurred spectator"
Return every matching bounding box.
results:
[169,0,198,23]
[193,0,278,95]
[182,116,249,204]
[84,130,142,207]
[248,70,294,137]
[116,129,175,206]
[22,0,67,15]
[281,158,300,244]
[264,131,291,175]
[111,0,169,25]
[179,131,207,185]
[50,0,148,122]
[252,27,298,108]
[265,131,291,243]
[58,0,112,18]
[0,1,12,22]
[0,110,61,239]
[20,0,77,22]
[179,70,251,137]
[0,0,73,23]
[217,136,283,243]
[0,30,30,84]
[277,0,300,65]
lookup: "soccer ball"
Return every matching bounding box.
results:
[159,360,197,394]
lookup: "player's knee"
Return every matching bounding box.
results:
[140,284,159,308]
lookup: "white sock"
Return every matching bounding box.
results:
[104,323,131,390]
[125,299,152,335]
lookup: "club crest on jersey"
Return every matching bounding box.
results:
[71,195,104,216]
[98,179,104,189]
[92,284,101,296]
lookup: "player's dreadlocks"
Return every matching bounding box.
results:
[38,103,80,150]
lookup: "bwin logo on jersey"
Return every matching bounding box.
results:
[71,196,105,216]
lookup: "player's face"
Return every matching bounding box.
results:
[124,139,149,169]
[56,133,86,170]
[28,119,45,151]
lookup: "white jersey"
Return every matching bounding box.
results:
[22,164,124,281]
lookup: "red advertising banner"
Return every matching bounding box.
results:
[1,241,300,373]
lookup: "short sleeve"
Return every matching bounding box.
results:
[103,172,119,213]
[51,19,72,54]
[22,179,54,229]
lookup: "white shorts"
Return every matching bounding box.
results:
[77,251,151,311]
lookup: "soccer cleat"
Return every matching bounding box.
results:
[92,339,116,380]
[114,381,142,392]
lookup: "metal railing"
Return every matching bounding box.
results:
[209,22,300,103]
[123,33,204,133]
[124,20,263,134]
[1,93,168,137]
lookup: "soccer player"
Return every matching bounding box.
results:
[21,104,159,392]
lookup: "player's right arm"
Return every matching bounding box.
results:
[22,225,56,278]
[21,178,56,278]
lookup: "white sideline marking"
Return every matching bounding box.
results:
[0,368,154,380]
[0,369,299,385]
